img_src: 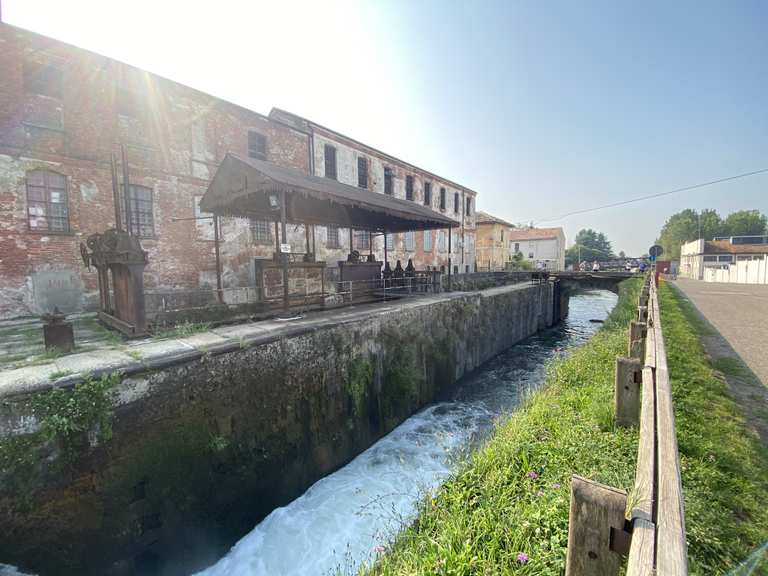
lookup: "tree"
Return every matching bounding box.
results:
[619,250,626,259]
[657,208,766,260]
[565,228,615,267]
[722,210,767,237]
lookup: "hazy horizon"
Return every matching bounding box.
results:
[5,0,767,255]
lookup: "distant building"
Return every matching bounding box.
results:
[680,236,768,283]
[474,211,515,270]
[508,227,566,271]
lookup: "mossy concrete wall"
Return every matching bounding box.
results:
[0,282,555,576]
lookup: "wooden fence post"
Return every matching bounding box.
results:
[638,306,648,323]
[629,321,646,359]
[565,475,629,576]
[615,356,642,427]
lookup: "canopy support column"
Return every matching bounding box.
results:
[213,215,223,303]
[383,231,388,264]
[448,227,452,291]
[281,189,289,311]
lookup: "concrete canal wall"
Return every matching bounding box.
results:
[0,281,557,576]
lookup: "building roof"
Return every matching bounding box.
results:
[704,240,768,255]
[200,154,459,233]
[507,227,564,241]
[269,108,478,196]
[475,211,514,227]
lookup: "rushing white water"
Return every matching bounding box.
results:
[195,290,617,576]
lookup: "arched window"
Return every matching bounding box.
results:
[26,169,69,233]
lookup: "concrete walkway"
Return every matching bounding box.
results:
[674,279,768,386]
[0,282,540,399]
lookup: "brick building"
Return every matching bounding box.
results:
[0,22,478,319]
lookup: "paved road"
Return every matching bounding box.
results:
[674,278,768,386]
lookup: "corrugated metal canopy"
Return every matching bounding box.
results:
[200,154,460,233]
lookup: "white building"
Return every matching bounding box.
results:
[507,227,566,271]
[680,236,768,283]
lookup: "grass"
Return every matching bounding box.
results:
[366,279,768,575]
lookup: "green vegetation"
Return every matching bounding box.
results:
[657,208,767,260]
[564,228,615,267]
[48,369,74,381]
[367,279,768,575]
[347,354,374,419]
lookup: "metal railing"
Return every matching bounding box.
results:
[566,275,687,576]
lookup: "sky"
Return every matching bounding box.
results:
[4,0,767,255]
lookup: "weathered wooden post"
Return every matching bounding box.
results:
[615,356,642,427]
[629,321,646,359]
[565,475,629,576]
[638,305,649,323]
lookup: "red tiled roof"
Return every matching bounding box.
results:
[507,227,564,241]
[475,211,514,227]
[704,240,768,254]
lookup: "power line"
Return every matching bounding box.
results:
[532,167,768,224]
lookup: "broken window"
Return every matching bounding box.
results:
[439,187,446,210]
[248,131,267,161]
[357,156,368,189]
[384,167,393,195]
[26,170,69,233]
[327,225,340,248]
[324,144,337,180]
[24,60,63,99]
[119,184,155,237]
[250,219,273,244]
[423,181,432,206]
[405,175,414,201]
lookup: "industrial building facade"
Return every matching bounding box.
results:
[0,23,476,319]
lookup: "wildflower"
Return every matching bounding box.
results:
[552,482,561,489]
[536,490,545,497]
[373,545,386,555]
[526,470,539,479]
[517,552,529,564]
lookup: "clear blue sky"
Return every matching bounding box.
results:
[5,0,767,255]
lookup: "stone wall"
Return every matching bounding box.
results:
[0,283,554,576]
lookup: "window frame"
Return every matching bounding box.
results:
[327,225,341,249]
[324,144,337,180]
[453,192,460,214]
[250,219,273,245]
[24,60,64,99]
[248,131,268,161]
[26,169,70,234]
[357,156,368,189]
[465,197,472,216]
[423,230,433,252]
[404,230,415,252]
[423,181,432,206]
[405,175,414,201]
[439,187,446,211]
[384,167,394,195]
[120,184,156,238]
[353,229,371,251]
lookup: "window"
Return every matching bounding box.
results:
[120,184,155,237]
[438,230,446,252]
[354,229,370,251]
[717,255,733,262]
[405,175,414,201]
[703,256,718,262]
[501,229,504,242]
[423,230,433,252]
[327,226,340,248]
[424,181,432,206]
[515,242,520,252]
[439,187,446,210]
[26,170,69,233]
[248,131,267,161]
[528,252,534,259]
[324,144,337,179]
[24,60,63,99]
[453,192,460,214]
[404,231,415,251]
[465,197,471,216]
[357,156,368,189]
[385,233,394,251]
[384,167,393,195]
[250,219,272,244]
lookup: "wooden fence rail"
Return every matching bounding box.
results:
[565,275,687,576]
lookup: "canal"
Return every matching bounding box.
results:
[194,289,617,576]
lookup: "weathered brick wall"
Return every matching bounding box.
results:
[0,23,310,318]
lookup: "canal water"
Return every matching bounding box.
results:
[194,290,617,576]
